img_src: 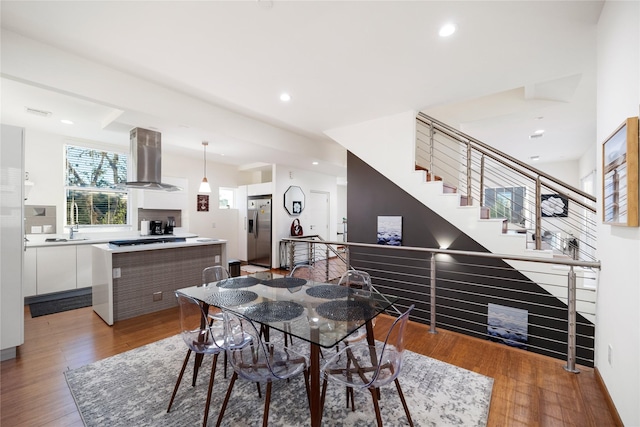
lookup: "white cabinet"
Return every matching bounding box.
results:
[24,244,95,296]
[76,245,93,289]
[1,124,24,357]
[23,248,37,297]
[36,246,77,294]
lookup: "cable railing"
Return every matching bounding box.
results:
[281,237,600,371]
[416,113,598,262]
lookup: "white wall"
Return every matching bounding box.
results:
[535,159,581,189]
[273,165,339,267]
[595,1,640,425]
[23,128,244,260]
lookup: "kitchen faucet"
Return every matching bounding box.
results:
[69,202,79,239]
[69,223,79,239]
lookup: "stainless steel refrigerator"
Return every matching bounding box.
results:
[247,196,272,267]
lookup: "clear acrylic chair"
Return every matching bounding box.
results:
[338,269,374,343]
[203,265,229,320]
[289,263,314,280]
[167,292,227,427]
[215,310,311,427]
[320,304,415,426]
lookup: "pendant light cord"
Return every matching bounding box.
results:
[202,141,208,178]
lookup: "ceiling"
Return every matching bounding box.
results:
[0,1,604,178]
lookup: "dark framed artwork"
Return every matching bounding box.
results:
[197,194,209,212]
[292,201,302,214]
[540,194,569,217]
[377,216,402,246]
[602,117,639,226]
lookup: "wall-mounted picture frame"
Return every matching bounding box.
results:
[602,117,639,226]
[377,215,402,246]
[197,194,209,212]
[540,194,569,217]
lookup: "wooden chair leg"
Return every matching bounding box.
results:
[394,378,414,427]
[320,377,328,411]
[262,381,272,427]
[215,372,237,427]
[167,349,191,413]
[202,353,219,427]
[303,369,311,409]
[368,386,383,427]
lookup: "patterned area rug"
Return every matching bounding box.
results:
[65,335,493,426]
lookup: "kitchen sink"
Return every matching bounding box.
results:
[45,237,89,242]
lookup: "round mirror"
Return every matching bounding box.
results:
[284,185,305,215]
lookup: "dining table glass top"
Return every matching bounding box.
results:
[177,272,399,348]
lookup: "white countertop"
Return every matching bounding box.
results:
[92,237,227,253]
[25,229,199,248]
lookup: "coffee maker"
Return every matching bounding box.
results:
[150,220,163,235]
[164,216,175,235]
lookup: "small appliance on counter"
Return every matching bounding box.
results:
[150,220,163,235]
[164,216,175,235]
[140,219,150,236]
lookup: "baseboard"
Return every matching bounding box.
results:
[24,287,92,305]
[1,347,17,361]
[594,367,625,427]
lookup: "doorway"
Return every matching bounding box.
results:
[309,191,330,239]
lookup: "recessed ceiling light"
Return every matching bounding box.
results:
[530,156,540,161]
[60,119,74,125]
[280,93,291,102]
[529,129,545,139]
[312,161,319,166]
[439,23,456,37]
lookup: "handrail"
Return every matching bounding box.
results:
[417,112,596,206]
[416,112,598,261]
[282,237,601,269]
[282,237,600,372]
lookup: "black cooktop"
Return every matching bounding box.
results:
[108,237,186,247]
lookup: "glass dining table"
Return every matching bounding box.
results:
[176,271,399,427]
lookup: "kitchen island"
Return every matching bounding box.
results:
[92,237,227,325]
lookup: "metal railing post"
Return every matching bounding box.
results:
[325,244,330,282]
[535,176,542,250]
[288,240,295,270]
[429,253,438,334]
[564,266,580,373]
[429,120,434,178]
[479,154,485,207]
[466,143,472,206]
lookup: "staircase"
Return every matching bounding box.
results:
[325,110,598,322]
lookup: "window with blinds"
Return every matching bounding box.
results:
[65,145,129,226]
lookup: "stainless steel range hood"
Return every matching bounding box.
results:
[125,127,181,191]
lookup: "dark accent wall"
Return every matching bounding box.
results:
[347,152,594,366]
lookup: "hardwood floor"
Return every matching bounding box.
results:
[2,295,620,426]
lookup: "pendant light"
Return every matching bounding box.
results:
[198,141,211,193]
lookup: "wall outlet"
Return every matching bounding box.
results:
[212,222,216,228]
[215,255,220,263]
[153,291,163,302]
[608,344,613,366]
[112,267,121,278]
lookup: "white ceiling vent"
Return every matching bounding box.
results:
[25,107,52,117]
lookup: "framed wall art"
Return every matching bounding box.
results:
[602,117,639,226]
[540,194,569,217]
[377,215,402,246]
[197,194,209,212]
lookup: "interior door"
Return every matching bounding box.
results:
[309,191,330,261]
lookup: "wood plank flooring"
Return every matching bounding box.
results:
[2,290,620,426]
